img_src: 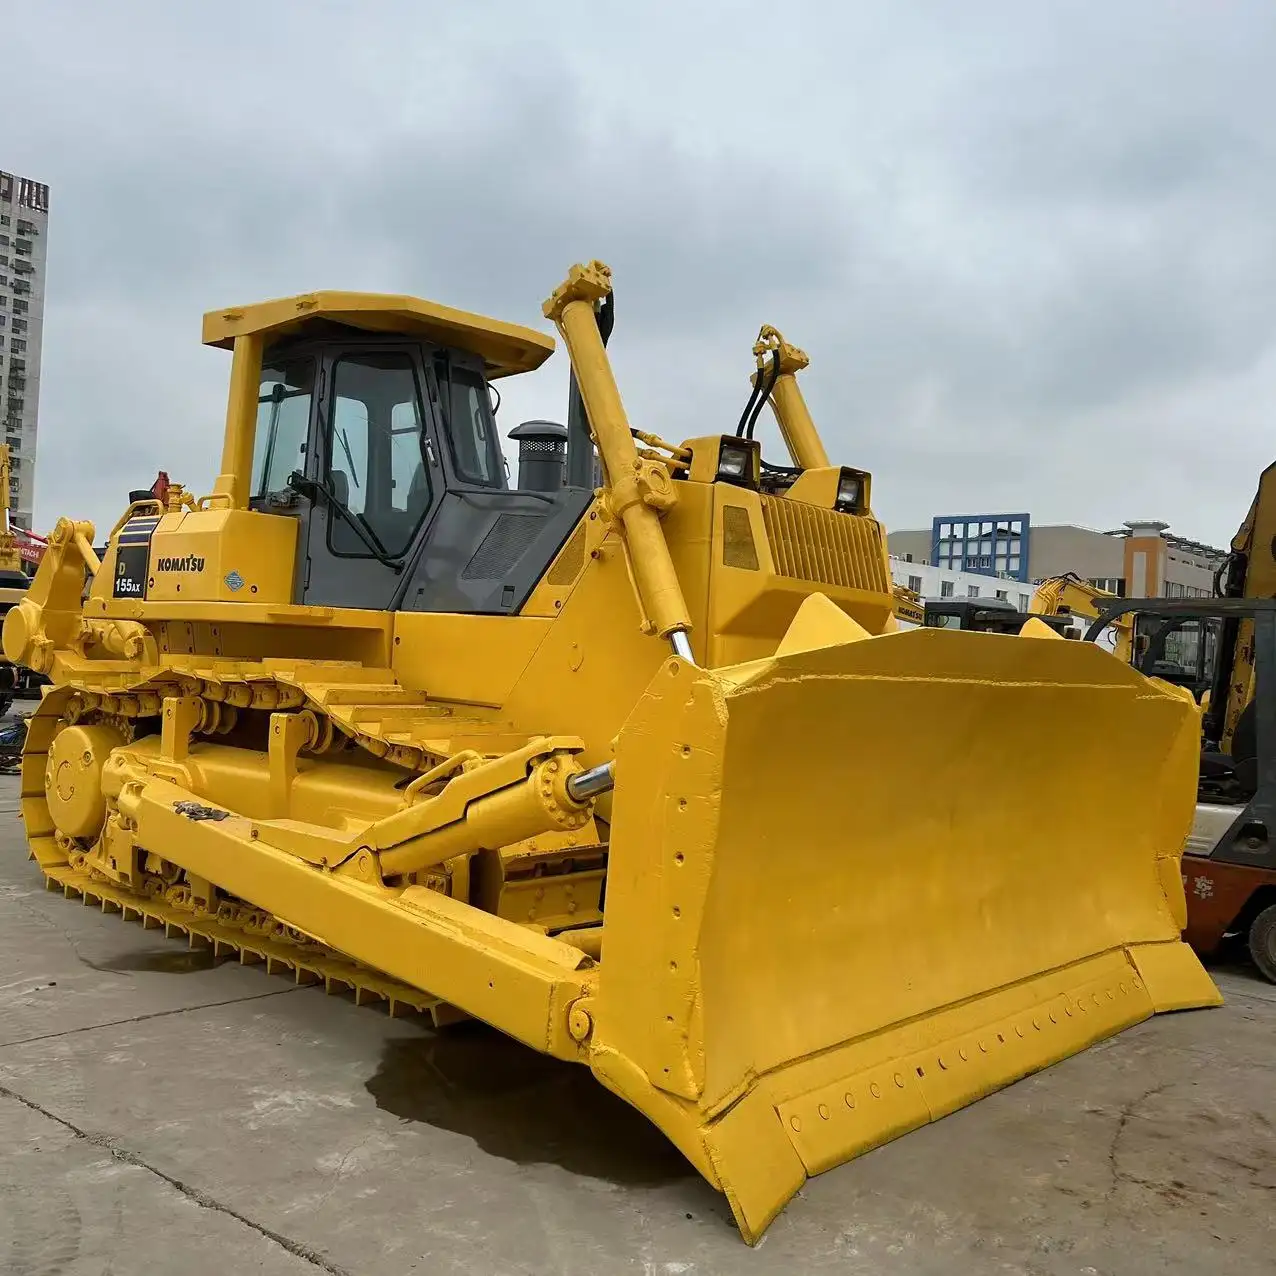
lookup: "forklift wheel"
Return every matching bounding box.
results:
[1248,903,1276,984]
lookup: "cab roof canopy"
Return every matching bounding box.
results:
[201,290,556,380]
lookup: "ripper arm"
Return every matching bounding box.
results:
[3,512,161,673]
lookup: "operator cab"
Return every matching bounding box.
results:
[1129,612,1220,701]
[216,295,591,615]
[249,332,504,539]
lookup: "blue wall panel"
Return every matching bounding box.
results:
[930,513,1032,582]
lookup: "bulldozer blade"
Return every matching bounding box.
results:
[591,607,1222,1243]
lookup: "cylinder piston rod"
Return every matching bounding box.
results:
[565,761,615,802]
[562,627,690,804]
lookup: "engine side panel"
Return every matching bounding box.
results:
[402,487,593,615]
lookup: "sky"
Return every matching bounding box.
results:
[8,0,1276,548]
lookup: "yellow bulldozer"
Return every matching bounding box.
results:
[6,260,1221,1243]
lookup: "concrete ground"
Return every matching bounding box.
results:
[0,773,1273,1275]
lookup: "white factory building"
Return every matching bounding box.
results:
[889,556,1038,613]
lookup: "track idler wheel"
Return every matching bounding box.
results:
[45,722,125,840]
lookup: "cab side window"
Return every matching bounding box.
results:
[252,356,314,499]
[440,361,503,487]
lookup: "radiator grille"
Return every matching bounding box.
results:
[759,496,890,592]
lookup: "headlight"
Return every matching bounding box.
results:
[715,436,761,488]
[835,468,865,513]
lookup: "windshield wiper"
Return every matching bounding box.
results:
[352,508,394,559]
[336,427,362,490]
[287,471,403,572]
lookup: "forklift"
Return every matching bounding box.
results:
[1086,596,1276,982]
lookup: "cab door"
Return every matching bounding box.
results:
[301,345,443,612]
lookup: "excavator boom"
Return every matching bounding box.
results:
[1031,572,1133,660]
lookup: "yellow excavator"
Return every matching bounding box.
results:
[890,582,924,626]
[5,260,1220,1243]
[1030,572,1133,660]
[1203,473,1276,756]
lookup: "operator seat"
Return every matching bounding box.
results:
[1199,700,1259,801]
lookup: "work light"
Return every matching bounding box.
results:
[835,468,866,513]
[715,437,761,488]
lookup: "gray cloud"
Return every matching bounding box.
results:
[9,0,1276,548]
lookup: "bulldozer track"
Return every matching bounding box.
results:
[37,866,449,1020]
[50,659,493,770]
[18,664,501,1026]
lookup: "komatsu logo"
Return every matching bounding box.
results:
[156,554,205,573]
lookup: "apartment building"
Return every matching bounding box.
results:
[0,170,49,530]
